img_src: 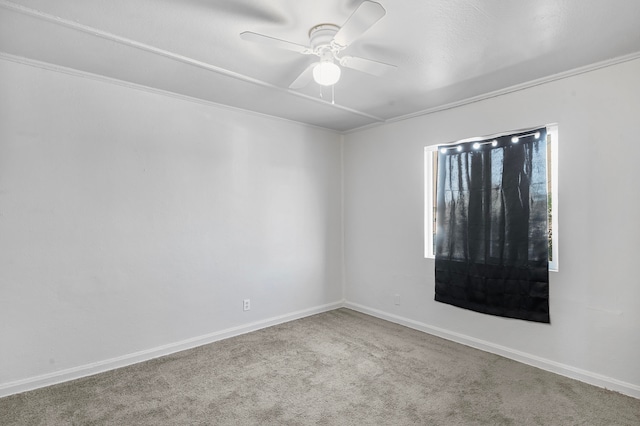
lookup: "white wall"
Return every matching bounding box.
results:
[0,58,343,394]
[3,54,640,400]
[343,58,640,397]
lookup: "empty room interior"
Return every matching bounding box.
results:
[1,0,640,424]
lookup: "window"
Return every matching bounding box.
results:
[425,124,558,271]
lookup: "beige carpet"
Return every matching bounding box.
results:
[1,308,639,425]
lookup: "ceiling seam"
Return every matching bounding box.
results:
[0,0,385,124]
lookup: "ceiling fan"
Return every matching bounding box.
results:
[240,1,397,89]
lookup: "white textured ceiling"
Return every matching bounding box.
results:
[2,0,640,132]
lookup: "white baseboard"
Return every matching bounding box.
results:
[344,301,640,400]
[0,300,345,398]
[5,300,638,400]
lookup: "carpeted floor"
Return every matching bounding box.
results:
[1,308,639,425]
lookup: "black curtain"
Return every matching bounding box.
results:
[434,128,550,323]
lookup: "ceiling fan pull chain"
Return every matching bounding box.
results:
[331,84,335,105]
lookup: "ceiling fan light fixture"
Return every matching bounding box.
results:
[313,61,341,86]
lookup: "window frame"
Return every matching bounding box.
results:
[424,124,559,271]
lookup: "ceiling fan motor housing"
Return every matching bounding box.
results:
[309,24,340,51]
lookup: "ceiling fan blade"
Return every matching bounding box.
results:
[333,1,386,48]
[289,63,317,89]
[240,31,311,54]
[340,56,396,76]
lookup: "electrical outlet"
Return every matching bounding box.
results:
[394,294,400,305]
[243,299,251,311]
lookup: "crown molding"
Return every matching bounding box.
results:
[0,52,348,135]
[344,51,640,134]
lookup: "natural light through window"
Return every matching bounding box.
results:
[424,125,559,271]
